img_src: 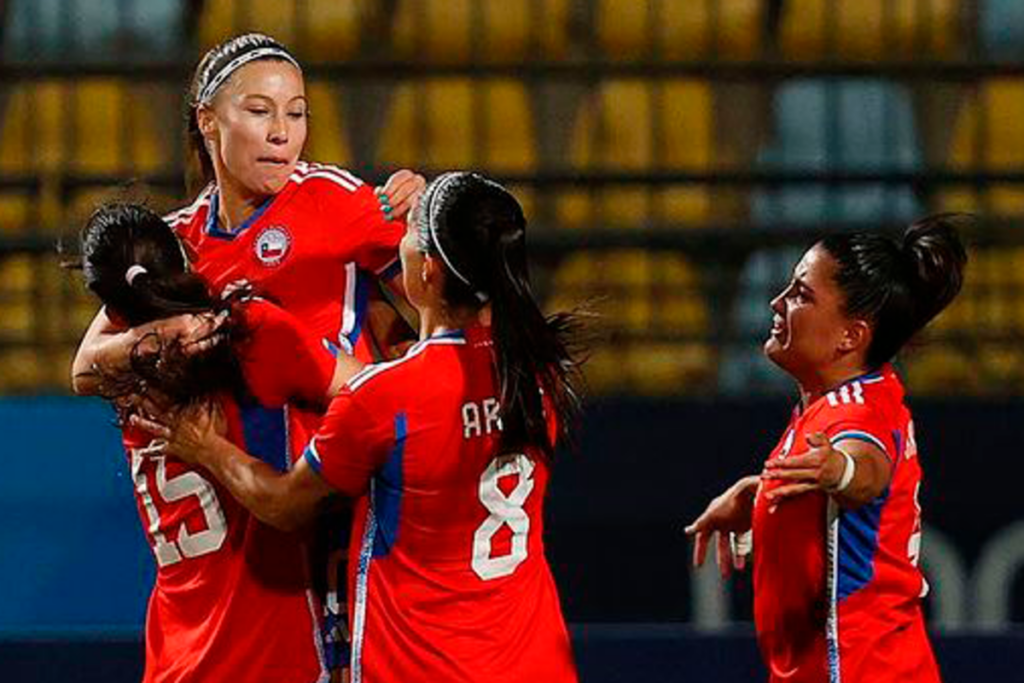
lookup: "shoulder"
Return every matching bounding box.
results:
[164,184,215,231]
[344,336,466,395]
[808,373,901,454]
[290,161,368,197]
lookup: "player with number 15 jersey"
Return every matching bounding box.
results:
[125,299,335,683]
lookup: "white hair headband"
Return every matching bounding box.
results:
[426,173,489,303]
[197,45,301,105]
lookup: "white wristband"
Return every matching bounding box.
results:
[832,448,856,493]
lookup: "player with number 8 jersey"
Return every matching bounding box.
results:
[304,324,575,682]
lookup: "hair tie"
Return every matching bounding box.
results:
[125,265,148,286]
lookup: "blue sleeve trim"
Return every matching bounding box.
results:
[303,440,324,475]
[831,430,891,462]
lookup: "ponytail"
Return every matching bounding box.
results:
[416,172,584,457]
[821,213,969,368]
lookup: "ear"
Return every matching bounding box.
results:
[838,319,872,354]
[196,106,217,138]
[421,254,439,286]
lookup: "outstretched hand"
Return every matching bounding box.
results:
[684,475,759,578]
[761,432,846,507]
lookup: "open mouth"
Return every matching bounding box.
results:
[769,315,787,343]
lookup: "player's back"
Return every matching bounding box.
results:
[335,326,577,683]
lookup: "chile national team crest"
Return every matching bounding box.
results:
[254,226,291,267]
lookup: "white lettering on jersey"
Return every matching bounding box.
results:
[462,402,481,439]
[462,398,503,439]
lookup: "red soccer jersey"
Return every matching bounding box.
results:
[752,365,941,683]
[302,326,578,683]
[165,161,404,364]
[124,300,334,683]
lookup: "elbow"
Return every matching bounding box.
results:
[70,370,98,397]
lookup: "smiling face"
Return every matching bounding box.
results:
[765,243,867,382]
[197,59,307,197]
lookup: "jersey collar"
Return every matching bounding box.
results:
[204,191,275,240]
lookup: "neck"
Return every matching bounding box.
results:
[216,172,268,233]
[798,359,872,409]
[418,304,490,340]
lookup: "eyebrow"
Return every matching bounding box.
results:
[241,93,309,105]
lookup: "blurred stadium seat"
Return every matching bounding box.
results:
[779,0,960,60]
[595,0,764,60]
[558,79,714,228]
[547,249,713,394]
[389,0,572,63]
[198,0,371,60]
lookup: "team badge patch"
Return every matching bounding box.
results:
[254,226,291,267]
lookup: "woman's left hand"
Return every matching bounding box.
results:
[130,400,228,466]
[761,432,847,505]
[376,169,426,221]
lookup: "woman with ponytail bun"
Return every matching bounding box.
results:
[134,172,584,683]
[687,215,966,683]
[76,201,363,683]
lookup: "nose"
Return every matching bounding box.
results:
[268,113,288,145]
[770,286,788,315]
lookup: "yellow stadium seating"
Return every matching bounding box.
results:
[558,79,713,229]
[390,0,571,63]
[940,81,1024,215]
[596,0,764,60]
[779,0,960,60]
[198,0,371,60]
[304,82,353,166]
[547,249,713,394]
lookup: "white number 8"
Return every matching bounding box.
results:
[472,454,535,581]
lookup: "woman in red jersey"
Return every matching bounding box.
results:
[687,215,968,683]
[75,202,370,683]
[70,33,423,677]
[134,172,584,683]
[72,31,422,390]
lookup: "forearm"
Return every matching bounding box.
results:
[201,438,319,532]
[72,320,143,395]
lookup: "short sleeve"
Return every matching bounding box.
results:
[236,300,335,407]
[302,390,393,497]
[316,173,404,277]
[815,401,895,462]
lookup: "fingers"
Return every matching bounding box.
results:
[765,482,819,506]
[761,467,820,482]
[376,170,426,221]
[806,431,830,449]
[692,531,708,568]
[130,413,171,439]
[716,531,733,579]
[764,453,821,470]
